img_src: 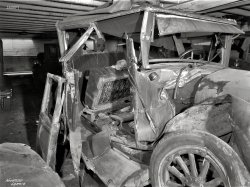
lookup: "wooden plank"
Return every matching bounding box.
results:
[0,20,55,26]
[0,10,64,20]
[173,35,185,56]
[0,27,55,32]
[206,12,227,17]
[54,0,106,7]
[0,26,56,31]
[0,29,45,34]
[221,35,232,67]
[0,15,59,23]
[223,8,250,17]
[0,24,55,28]
[169,0,240,12]
[242,5,250,10]
[199,0,250,13]
[0,2,85,14]
[2,0,97,10]
[160,0,193,8]
[0,7,69,17]
[0,23,55,28]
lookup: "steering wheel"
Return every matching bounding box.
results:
[179,49,205,60]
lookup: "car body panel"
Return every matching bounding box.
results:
[195,68,250,103]
[231,96,250,171]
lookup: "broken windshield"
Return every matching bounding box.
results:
[146,13,243,65]
[148,33,226,64]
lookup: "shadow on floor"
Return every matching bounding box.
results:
[21,78,43,149]
[0,76,43,150]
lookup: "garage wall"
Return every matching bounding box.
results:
[2,38,57,74]
[0,39,4,86]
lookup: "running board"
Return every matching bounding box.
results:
[91,147,149,187]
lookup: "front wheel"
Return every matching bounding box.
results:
[150,131,250,187]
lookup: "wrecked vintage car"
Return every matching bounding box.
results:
[36,3,250,187]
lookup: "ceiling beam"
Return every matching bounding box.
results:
[206,12,227,17]
[2,0,97,10]
[0,28,56,33]
[0,20,55,26]
[199,0,250,13]
[0,10,64,20]
[243,5,250,10]
[0,25,56,30]
[0,25,55,29]
[222,8,250,17]
[52,0,107,7]
[0,16,59,24]
[0,2,85,15]
[0,7,69,17]
[167,0,240,11]
[160,0,193,8]
[0,29,46,34]
[0,16,57,24]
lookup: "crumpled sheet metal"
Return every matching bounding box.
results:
[195,68,250,104]
[163,64,219,90]
[0,143,65,187]
[165,98,232,136]
[231,96,250,172]
[156,14,243,36]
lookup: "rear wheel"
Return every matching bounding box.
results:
[150,131,250,187]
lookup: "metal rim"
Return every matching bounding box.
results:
[157,145,229,187]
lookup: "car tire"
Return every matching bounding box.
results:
[150,131,250,187]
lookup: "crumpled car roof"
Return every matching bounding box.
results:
[57,3,240,32]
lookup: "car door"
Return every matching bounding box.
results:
[36,73,65,170]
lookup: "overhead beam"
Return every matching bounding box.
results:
[206,12,228,17]
[0,29,51,34]
[0,23,55,27]
[0,16,57,24]
[0,2,85,14]
[199,0,250,13]
[169,0,242,12]
[0,7,69,17]
[0,21,55,27]
[0,10,65,20]
[243,5,250,10]
[222,8,250,17]
[0,28,56,33]
[2,0,97,10]
[160,0,193,8]
[52,0,107,7]
[0,24,56,30]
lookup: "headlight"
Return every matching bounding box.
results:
[148,72,159,81]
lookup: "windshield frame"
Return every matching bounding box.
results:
[140,11,242,69]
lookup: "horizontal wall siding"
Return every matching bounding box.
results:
[2,38,58,74]
[2,38,57,56]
